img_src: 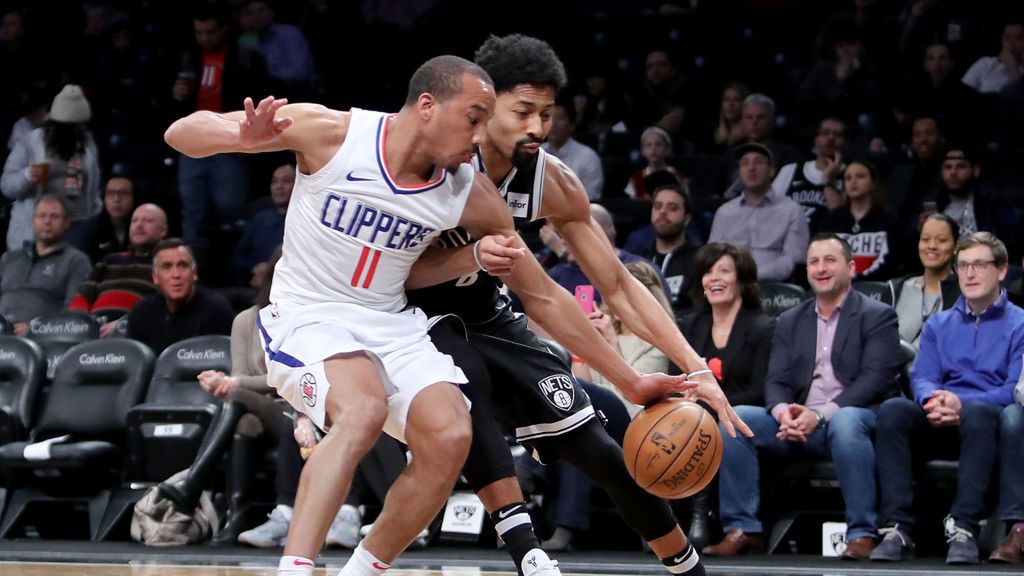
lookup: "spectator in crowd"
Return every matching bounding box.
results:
[574,260,674,416]
[80,176,135,263]
[872,232,1024,565]
[710,82,749,151]
[713,94,805,200]
[897,42,982,145]
[820,159,902,281]
[169,3,268,240]
[627,49,687,139]
[772,117,847,234]
[546,204,669,304]
[889,213,960,350]
[572,62,630,152]
[240,0,318,98]
[0,194,91,335]
[935,147,1019,256]
[709,143,809,282]
[675,242,775,548]
[69,203,168,336]
[230,163,293,286]
[678,242,775,409]
[542,100,604,200]
[961,22,1023,95]
[704,234,903,559]
[634,184,700,314]
[1,85,101,251]
[881,115,945,223]
[624,126,686,200]
[798,22,881,128]
[124,238,233,355]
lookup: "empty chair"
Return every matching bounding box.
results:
[24,311,99,379]
[0,336,46,446]
[852,281,895,306]
[0,339,153,539]
[759,282,809,318]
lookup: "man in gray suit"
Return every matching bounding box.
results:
[704,233,903,560]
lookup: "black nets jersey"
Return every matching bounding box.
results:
[406,148,548,323]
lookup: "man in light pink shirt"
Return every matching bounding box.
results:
[704,234,903,560]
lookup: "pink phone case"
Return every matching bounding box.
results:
[575,285,595,314]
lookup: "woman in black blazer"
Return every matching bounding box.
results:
[676,243,776,407]
[671,242,775,548]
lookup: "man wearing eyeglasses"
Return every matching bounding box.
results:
[872,231,1024,565]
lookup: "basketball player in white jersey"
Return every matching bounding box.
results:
[165,55,695,576]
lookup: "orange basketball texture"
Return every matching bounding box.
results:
[622,400,722,499]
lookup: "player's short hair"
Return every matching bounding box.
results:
[405,55,492,106]
[474,34,567,94]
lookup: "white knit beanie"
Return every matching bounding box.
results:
[50,84,92,124]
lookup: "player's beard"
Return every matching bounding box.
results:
[511,136,544,168]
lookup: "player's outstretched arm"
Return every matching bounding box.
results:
[542,159,752,437]
[164,97,344,172]
[459,174,694,405]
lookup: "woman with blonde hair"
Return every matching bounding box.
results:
[713,82,750,149]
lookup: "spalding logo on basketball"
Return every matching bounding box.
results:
[623,400,722,499]
[538,374,575,411]
[300,373,317,407]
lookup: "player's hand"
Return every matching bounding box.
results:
[240,96,292,149]
[684,371,753,438]
[476,235,524,276]
[624,372,697,407]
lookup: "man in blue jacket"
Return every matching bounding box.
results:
[704,233,903,559]
[872,232,1024,565]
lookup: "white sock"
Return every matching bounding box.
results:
[277,504,294,522]
[337,541,390,576]
[278,555,315,576]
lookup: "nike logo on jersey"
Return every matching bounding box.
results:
[346,170,376,182]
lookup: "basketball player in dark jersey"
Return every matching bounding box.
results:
[405,35,751,576]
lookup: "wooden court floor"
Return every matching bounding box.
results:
[0,564,513,576]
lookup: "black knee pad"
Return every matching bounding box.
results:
[553,419,678,541]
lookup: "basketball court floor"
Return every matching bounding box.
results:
[0,543,1021,576]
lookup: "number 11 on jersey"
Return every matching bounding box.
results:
[351,246,382,288]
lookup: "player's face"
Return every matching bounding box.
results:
[433,74,494,172]
[152,246,198,304]
[807,239,854,297]
[488,84,556,167]
[702,255,740,307]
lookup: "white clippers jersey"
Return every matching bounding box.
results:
[270,108,475,314]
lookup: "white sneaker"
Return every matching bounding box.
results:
[238,507,290,547]
[325,504,362,548]
[521,548,561,576]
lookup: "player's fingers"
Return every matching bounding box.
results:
[257,95,274,115]
[244,97,256,121]
[726,401,753,438]
[269,98,289,113]
[275,117,294,132]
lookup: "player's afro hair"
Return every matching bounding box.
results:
[474,34,567,94]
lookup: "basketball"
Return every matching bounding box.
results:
[622,399,722,499]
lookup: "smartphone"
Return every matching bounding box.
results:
[575,285,595,314]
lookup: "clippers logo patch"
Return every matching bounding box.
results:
[300,373,317,407]
[506,192,530,218]
[539,374,575,411]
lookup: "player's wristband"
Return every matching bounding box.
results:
[472,240,489,273]
[687,369,713,380]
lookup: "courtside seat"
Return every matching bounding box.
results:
[0,336,45,446]
[97,336,232,540]
[852,281,895,306]
[759,282,809,318]
[125,335,232,483]
[24,311,99,379]
[0,339,153,539]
